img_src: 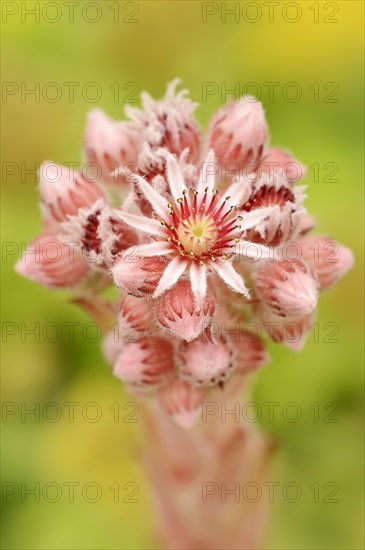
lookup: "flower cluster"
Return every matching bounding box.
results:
[16,80,353,428]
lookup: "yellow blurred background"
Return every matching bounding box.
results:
[1,1,364,548]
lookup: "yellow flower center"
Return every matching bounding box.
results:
[176,214,217,257]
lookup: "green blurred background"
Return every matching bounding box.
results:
[1,1,364,548]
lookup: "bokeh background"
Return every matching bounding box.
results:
[1,1,364,548]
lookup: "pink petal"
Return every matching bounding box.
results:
[215,177,252,211]
[240,206,279,231]
[135,241,173,257]
[154,257,188,297]
[116,210,166,237]
[240,240,277,260]
[212,260,250,297]
[189,262,207,304]
[121,192,136,212]
[166,154,186,202]
[196,150,217,196]
[135,174,169,221]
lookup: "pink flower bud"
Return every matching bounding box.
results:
[112,254,168,296]
[257,305,314,352]
[158,378,207,428]
[125,79,201,165]
[119,294,157,337]
[299,235,354,290]
[207,96,269,173]
[39,162,105,224]
[60,200,103,265]
[178,337,234,386]
[260,147,306,184]
[84,109,139,184]
[15,233,88,288]
[227,331,269,375]
[253,259,318,317]
[297,213,316,235]
[113,336,175,392]
[157,279,215,342]
[241,172,306,246]
[102,330,124,364]
[97,208,137,267]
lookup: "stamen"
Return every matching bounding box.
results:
[199,188,208,214]
[220,218,238,235]
[183,193,191,218]
[206,189,219,215]
[213,199,229,221]
[192,190,198,213]
[217,207,235,225]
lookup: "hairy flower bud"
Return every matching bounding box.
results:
[119,294,157,337]
[158,378,207,428]
[253,259,318,317]
[299,235,354,290]
[97,208,137,267]
[113,336,174,392]
[207,96,269,173]
[179,337,234,386]
[125,79,201,165]
[15,233,88,288]
[157,279,215,342]
[39,162,105,224]
[112,254,168,296]
[260,147,306,184]
[257,305,314,352]
[241,172,306,246]
[84,108,139,184]
[227,331,269,375]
